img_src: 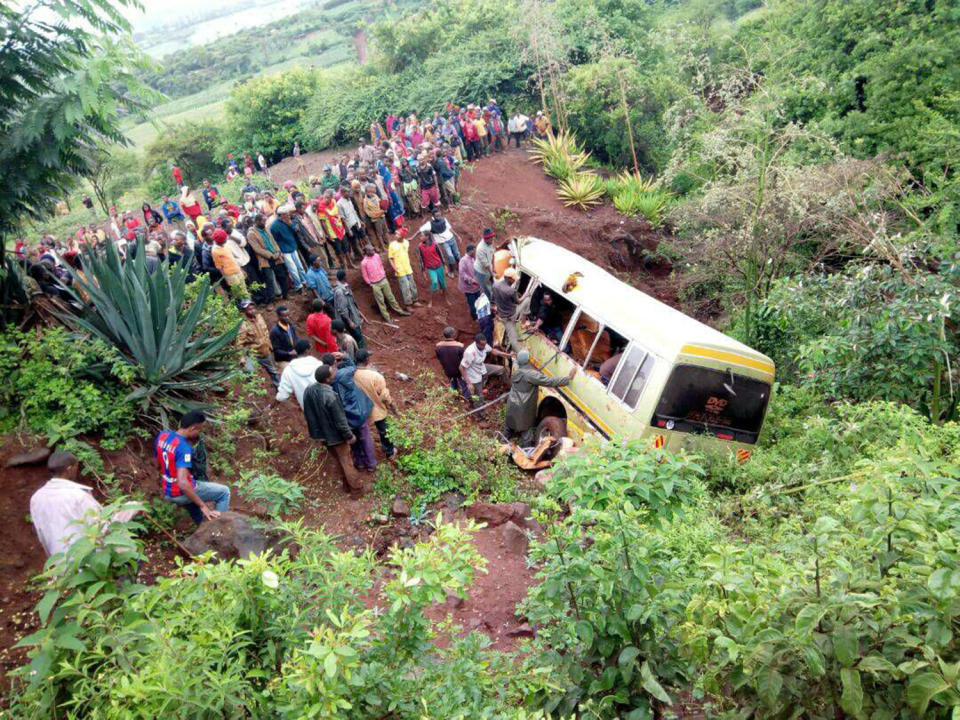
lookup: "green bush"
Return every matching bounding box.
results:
[237,470,305,517]
[224,68,320,163]
[8,515,553,718]
[0,327,134,447]
[523,441,711,718]
[142,121,227,197]
[375,375,521,506]
[682,430,960,719]
[748,264,960,422]
[544,438,703,521]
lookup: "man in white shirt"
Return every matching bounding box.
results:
[459,332,512,406]
[418,208,460,277]
[30,452,139,560]
[508,111,530,148]
[274,339,322,409]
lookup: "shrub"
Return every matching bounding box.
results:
[682,440,960,719]
[613,188,671,226]
[9,515,553,717]
[62,243,241,426]
[0,326,134,447]
[557,172,605,209]
[237,470,305,517]
[142,121,227,197]
[523,441,711,718]
[544,437,703,521]
[224,68,319,163]
[376,374,521,506]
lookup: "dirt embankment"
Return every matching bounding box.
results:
[0,144,676,679]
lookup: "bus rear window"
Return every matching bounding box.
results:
[652,365,770,444]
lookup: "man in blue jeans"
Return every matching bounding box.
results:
[155,411,231,524]
[269,205,307,292]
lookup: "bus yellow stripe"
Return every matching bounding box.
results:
[679,345,775,377]
[534,363,615,437]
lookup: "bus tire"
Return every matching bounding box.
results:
[536,416,566,459]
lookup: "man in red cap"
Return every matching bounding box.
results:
[211,228,249,299]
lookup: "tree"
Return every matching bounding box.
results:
[88,145,142,214]
[142,121,226,196]
[0,1,159,237]
[224,68,319,163]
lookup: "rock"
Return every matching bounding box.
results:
[4,447,51,468]
[441,492,466,510]
[371,513,390,525]
[395,372,411,382]
[465,501,531,527]
[525,519,544,537]
[501,521,529,555]
[183,512,290,561]
[399,538,416,550]
[507,622,535,638]
[468,617,492,632]
[446,592,465,609]
[391,498,411,518]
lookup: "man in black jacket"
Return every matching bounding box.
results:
[269,306,299,365]
[302,365,362,492]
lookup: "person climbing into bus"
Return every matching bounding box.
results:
[504,350,576,444]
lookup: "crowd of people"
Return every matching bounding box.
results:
[26,100,570,550]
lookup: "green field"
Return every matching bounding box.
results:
[123,44,354,149]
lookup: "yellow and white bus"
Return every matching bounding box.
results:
[500,237,775,457]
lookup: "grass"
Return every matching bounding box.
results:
[123,46,355,150]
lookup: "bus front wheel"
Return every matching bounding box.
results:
[535,416,567,459]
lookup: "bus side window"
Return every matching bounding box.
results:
[609,344,655,409]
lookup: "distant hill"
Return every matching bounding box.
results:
[138,0,420,101]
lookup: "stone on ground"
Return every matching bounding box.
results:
[184,511,290,561]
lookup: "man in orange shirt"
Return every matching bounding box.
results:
[211,228,248,299]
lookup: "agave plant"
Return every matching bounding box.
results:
[605,171,660,200]
[557,172,605,210]
[544,152,587,182]
[614,188,673,227]
[529,130,581,164]
[61,242,240,425]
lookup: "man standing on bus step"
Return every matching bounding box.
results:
[493,268,522,351]
[504,350,576,444]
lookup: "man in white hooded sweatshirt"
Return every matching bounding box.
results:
[273,339,322,409]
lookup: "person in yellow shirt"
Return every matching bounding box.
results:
[475,115,489,157]
[211,228,248,299]
[534,111,553,139]
[387,227,421,308]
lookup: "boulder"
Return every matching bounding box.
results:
[391,498,411,518]
[465,501,531,527]
[501,520,529,555]
[184,512,290,561]
[4,447,51,468]
[507,622,535,638]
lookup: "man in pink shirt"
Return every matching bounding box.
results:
[360,244,410,322]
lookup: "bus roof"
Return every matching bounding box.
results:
[513,236,774,375]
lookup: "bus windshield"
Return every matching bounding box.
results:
[652,365,771,444]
